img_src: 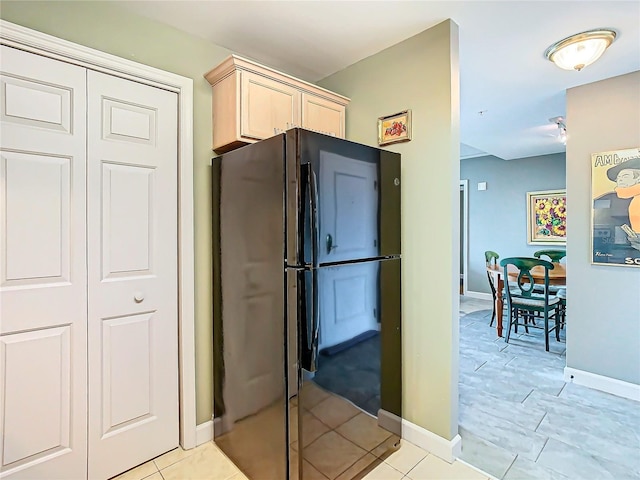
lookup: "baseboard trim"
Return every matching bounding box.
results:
[564,367,640,402]
[195,420,213,446]
[462,290,492,301]
[401,419,461,463]
[377,409,402,436]
[456,458,498,480]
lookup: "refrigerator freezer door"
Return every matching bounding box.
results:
[294,129,401,265]
[318,150,379,264]
[286,129,401,268]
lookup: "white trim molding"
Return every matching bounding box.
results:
[401,419,462,463]
[459,180,469,296]
[0,19,197,449]
[457,459,497,480]
[377,409,402,437]
[463,290,493,301]
[564,367,640,402]
[195,421,214,446]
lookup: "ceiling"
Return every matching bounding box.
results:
[117,1,640,161]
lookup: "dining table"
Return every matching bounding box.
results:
[486,262,567,337]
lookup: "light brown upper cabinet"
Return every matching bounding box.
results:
[205,55,350,153]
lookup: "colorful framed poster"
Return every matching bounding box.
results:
[378,110,411,146]
[526,190,567,245]
[591,147,640,267]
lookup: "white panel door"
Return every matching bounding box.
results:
[0,45,87,480]
[318,152,378,263]
[317,153,378,348]
[317,263,378,349]
[86,71,178,479]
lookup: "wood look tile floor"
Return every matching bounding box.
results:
[459,296,640,480]
[111,296,640,480]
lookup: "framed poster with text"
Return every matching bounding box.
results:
[591,147,640,267]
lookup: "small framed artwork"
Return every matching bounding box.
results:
[378,110,412,146]
[526,189,567,245]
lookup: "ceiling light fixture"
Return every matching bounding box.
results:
[545,29,616,71]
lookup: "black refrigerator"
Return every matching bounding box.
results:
[212,128,402,479]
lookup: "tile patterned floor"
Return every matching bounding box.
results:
[113,438,491,480]
[112,296,639,479]
[113,383,492,480]
[459,296,640,480]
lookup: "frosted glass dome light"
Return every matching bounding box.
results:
[545,29,616,71]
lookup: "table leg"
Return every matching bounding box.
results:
[496,278,504,337]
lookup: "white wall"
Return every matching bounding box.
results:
[566,71,640,386]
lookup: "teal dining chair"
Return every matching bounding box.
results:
[484,251,500,326]
[499,257,562,352]
[533,249,566,295]
[533,249,566,263]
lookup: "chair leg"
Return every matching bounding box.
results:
[555,307,561,342]
[505,308,513,344]
[544,313,550,352]
[490,300,496,327]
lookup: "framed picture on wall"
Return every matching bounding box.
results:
[591,147,640,267]
[526,189,567,245]
[378,110,411,146]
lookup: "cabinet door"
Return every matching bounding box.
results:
[240,72,300,141]
[301,93,345,138]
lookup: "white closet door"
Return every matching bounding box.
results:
[86,70,179,479]
[0,45,87,480]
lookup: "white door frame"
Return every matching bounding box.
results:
[459,180,469,296]
[0,20,198,449]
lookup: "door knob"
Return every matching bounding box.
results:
[326,234,338,254]
[134,292,145,303]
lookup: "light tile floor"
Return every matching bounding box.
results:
[113,439,491,480]
[113,296,640,480]
[113,383,492,480]
[459,296,640,480]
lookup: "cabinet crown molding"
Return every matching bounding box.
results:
[204,54,350,106]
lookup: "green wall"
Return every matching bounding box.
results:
[2,3,463,441]
[0,1,231,425]
[319,20,461,440]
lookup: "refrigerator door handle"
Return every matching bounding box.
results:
[309,167,319,268]
[310,267,319,372]
[299,268,319,372]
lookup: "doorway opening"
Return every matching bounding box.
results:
[459,180,469,295]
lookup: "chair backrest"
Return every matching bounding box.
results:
[485,250,499,267]
[484,251,499,295]
[499,256,554,300]
[533,249,566,263]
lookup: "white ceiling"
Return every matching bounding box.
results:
[117,0,640,160]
